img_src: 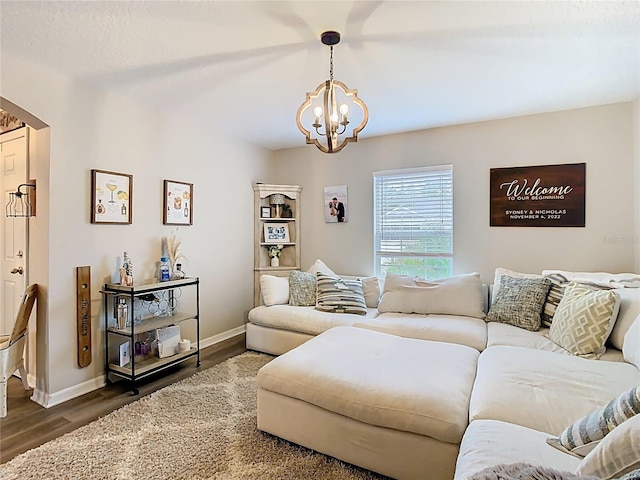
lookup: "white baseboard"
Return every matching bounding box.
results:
[31,324,247,409]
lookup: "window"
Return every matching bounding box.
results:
[373,165,453,280]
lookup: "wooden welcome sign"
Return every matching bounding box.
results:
[76,266,92,367]
[490,163,586,227]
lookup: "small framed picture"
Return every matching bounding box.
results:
[324,185,348,223]
[91,169,133,224]
[261,206,271,218]
[163,180,193,225]
[263,223,290,244]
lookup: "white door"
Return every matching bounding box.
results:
[1,127,29,336]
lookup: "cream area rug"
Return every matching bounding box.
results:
[1,352,387,480]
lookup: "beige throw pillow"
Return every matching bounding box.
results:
[549,282,620,358]
[377,272,486,319]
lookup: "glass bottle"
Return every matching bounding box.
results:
[117,298,128,329]
[172,263,186,280]
[160,257,170,282]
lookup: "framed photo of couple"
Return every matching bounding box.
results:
[324,185,348,223]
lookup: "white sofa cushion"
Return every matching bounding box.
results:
[454,420,581,480]
[549,282,620,359]
[378,272,486,319]
[623,314,640,368]
[577,414,640,479]
[486,322,625,361]
[248,305,378,336]
[547,385,640,458]
[257,326,479,443]
[487,322,565,353]
[470,346,640,435]
[355,313,487,351]
[259,274,289,306]
[609,288,640,350]
[306,259,337,276]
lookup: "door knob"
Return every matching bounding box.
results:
[11,266,24,275]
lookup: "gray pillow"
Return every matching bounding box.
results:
[315,273,367,315]
[486,276,551,331]
[288,271,316,306]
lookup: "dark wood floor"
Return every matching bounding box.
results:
[0,335,247,464]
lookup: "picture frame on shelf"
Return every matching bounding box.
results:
[261,206,271,218]
[91,169,133,224]
[163,179,193,225]
[264,223,290,244]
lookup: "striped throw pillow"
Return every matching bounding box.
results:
[541,274,568,327]
[577,414,640,479]
[547,386,640,457]
[315,274,367,315]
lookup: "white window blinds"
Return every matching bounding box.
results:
[373,164,453,279]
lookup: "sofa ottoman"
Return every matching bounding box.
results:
[257,326,480,480]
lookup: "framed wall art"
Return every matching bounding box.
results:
[163,180,193,225]
[490,163,585,227]
[91,169,133,224]
[263,223,290,244]
[324,185,348,223]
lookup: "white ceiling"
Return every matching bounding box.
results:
[1,1,639,151]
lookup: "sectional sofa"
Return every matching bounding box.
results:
[247,262,640,480]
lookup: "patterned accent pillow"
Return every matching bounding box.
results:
[549,282,620,358]
[547,386,640,457]
[541,273,569,327]
[577,414,640,479]
[288,271,317,306]
[486,276,552,331]
[315,273,367,315]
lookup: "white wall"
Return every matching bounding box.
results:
[2,53,272,402]
[633,97,640,274]
[273,103,637,283]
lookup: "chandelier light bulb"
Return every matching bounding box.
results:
[339,104,349,115]
[313,106,323,118]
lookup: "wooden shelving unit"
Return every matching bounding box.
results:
[253,184,302,306]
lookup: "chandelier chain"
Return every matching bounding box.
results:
[329,46,334,81]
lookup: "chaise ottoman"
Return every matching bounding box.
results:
[256,326,479,480]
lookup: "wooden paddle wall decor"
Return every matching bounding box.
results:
[76,266,92,367]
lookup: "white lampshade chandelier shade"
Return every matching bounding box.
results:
[296,31,369,154]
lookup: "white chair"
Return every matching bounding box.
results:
[0,284,37,418]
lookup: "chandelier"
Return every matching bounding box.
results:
[296,31,369,154]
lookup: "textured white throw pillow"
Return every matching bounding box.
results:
[378,272,486,319]
[259,275,290,306]
[359,276,381,308]
[622,314,640,368]
[577,414,640,479]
